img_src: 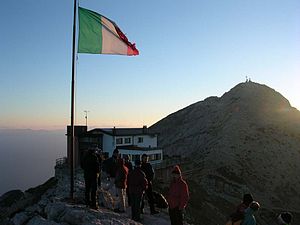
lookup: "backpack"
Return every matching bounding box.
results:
[226,209,245,225]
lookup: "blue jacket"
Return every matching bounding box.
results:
[241,208,256,225]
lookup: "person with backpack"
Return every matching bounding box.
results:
[226,193,254,225]
[114,158,129,213]
[81,148,100,209]
[167,165,189,225]
[102,148,119,194]
[127,159,148,222]
[95,150,103,188]
[277,212,292,225]
[141,154,159,215]
[241,201,260,225]
[123,154,133,206]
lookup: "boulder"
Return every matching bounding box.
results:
[26,215,60,225]
[0,190,24,207]
[11,212,29,225]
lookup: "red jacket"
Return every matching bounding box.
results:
[167,176,189,210]
[115,160,129,189]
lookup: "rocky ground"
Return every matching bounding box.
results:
[0,163,177,225]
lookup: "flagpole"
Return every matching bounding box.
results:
[70,0,78,200]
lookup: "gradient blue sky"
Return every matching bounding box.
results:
[0,0,299,129]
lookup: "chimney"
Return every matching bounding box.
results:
[143,125,148,134]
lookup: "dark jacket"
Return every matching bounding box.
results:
[81,151,100,177]
[127,167,148,196]
[141,162,154,182]
[115,160,129,189]
[102,156,118,178]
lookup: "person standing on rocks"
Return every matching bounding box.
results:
[241,201,260,225]
[123,154,133,206]
[167,165,189,225]
[124,154,133,172]
[114,158,129,213]
[277,212,292,225]
[102,149,119,191]
[127,159,148,222]
[81,148,100,209]
[95,150,103,188]
[141,154,159,215]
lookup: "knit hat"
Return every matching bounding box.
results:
[279,212,292,224]
[172,165,182,175]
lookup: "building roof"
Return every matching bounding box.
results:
[116,145,162,151]
[88,127,158,137]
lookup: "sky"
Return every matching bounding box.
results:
[0,0,299,130]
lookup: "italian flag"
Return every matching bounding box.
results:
[78,7,139,56]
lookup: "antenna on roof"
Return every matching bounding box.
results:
[84,110,90,127]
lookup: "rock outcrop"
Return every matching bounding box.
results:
[0,163,172,225]
[150,82,300,224]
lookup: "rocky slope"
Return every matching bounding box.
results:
[150,82,300,224]
[0,163,173,225]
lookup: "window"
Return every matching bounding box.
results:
[138,137,143,143]
[155,153,162,160]
[124,137,131,144]
[149,154,155,161]
[116,138,123,144]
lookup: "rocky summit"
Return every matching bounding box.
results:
[150,81,300,224]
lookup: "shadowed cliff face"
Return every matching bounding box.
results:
[0,129,66,195]
[150,82,300,225]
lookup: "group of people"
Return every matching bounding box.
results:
[227,194,293,225]
[81,148,190,224]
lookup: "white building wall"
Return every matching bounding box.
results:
[102,133,159,157]
[102,134,114,156]
[133,135,158,148]
[115,135,134,147]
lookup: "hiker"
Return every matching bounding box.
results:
[167,165,189,225]
[114,158,129,213]
[102,148,119,191]
[81,149,100,209]
[124,154,133,172]
[141,154,159,215]
[241,201,260,225]
[227,193,254,224]
[127,159,148,222]
[277,212,292,225]
[123,154,133,206]
[95,150,103,188]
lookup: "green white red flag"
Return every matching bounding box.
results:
[78,7,139,56]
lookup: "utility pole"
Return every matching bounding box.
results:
[84,110,90,127]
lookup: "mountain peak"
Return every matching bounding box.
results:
[221,81,291,109]
[150,81,300,224]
